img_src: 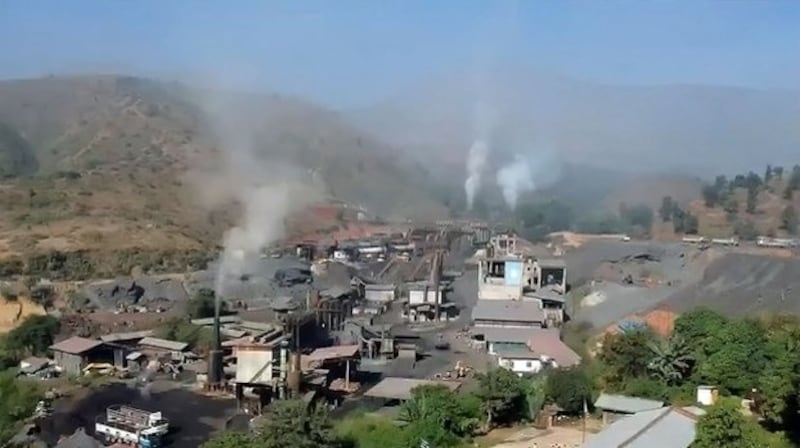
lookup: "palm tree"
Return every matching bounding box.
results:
[647,335,693,385]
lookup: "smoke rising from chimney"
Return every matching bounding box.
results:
[464,101,496,210]
[185,88,322,299]
[465,140,488,210]
[496,146,562,210]
[496,153,534,210]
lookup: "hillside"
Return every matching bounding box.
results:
[0,75,448,276]
[352,70,800,176]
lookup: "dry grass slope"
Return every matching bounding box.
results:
[0,75,448,273]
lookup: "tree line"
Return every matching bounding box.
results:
[514,198,659,241]
[701,165,799,238]
[204,366,594,448]
[596,308,800,446]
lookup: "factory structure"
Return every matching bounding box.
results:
[470,233,581,375]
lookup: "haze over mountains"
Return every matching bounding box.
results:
[352,70,800,176]
[0,70,799,259]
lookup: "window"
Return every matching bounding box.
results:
[525,361,532,368]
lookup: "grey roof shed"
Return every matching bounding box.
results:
[584,407,700,448]
[594,393,664,414]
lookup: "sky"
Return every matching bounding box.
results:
[1,0,799,108]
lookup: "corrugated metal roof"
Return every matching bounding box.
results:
[100,330,153,343]
[307,344,360,361]
[584,407,698,448]
[139,337,189,352]
[527,330,582,367]
[191,315,241,326]
[495,346,540,360]
[594,393,664,413]
[476,326,545,344]
[50,336,102,355]
[471,300,544,323]
[364,377,461,400]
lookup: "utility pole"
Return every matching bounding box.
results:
[582,397,588,444]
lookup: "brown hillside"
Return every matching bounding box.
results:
[601,173,704,211]
[0,75,448,271]
[691,177,800,238]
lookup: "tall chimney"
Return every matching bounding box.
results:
[207,290,224,386]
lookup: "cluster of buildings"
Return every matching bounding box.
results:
[470,233,581,375]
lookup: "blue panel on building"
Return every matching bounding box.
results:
[504,261,523,286]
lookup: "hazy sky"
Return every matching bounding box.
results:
[1,1,799,107]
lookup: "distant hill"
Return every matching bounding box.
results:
[0,75,448,269]
[0,122,37,177]
[351,70,800,176]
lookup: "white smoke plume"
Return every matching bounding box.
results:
[464,101,496,210]
[465,140,489,209]
[184,88,322,299]
[496,146,563,210]
[496,153,534,210]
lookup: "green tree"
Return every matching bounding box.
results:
[188,288,226,319]
[29,285,55,308]
[474,367,528,428]
[6,315,60,355]
[252,400,340,448]
[522,374,547,420]
[202,431,255,448]
[746,187,758,214]
[693,398,775,448]
[673,307,728,356]
[619,203,654,234]
[400,385,480,440]
[336,414,408,448]
[659,196,674,222]
[647,335,693,385]
[781,206,798,235]
[700,320,768,395]
[545,367,594,414]
[702,184,720,207]
[0,370,42,445]
[597,329,656,386]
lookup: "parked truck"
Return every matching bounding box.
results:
[95,405,169,448]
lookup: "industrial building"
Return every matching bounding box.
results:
[49,337,125,376]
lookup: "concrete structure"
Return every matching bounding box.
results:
[364,284,397,304]
[488,327,581,374]
[594,393,665,425]
[407,281,446,305]
[495,346,547,375]
[584,406,704,448]
[696,385,719,406]
[364,377,461,401]
[234,342,281,385]
[50,337,118,376]
[472,300,546,328]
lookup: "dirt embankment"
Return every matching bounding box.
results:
[0,297,46,332]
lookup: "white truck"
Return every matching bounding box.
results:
[95,405,169,448]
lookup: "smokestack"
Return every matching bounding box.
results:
[206,290,224,386]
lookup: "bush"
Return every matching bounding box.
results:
[545,366,594,415]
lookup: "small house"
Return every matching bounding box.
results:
[50,337,122,376]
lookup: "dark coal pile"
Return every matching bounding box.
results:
[83,277,189,309]
[665,253,800,316]
[37,382,235,448]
